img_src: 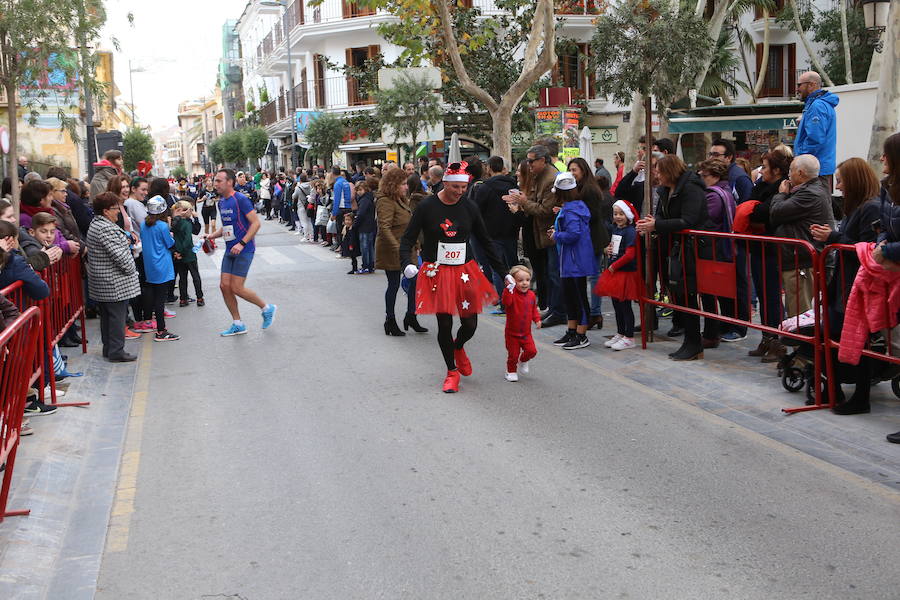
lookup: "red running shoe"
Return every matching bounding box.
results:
[442,370,460,393]
[453,347,472,376]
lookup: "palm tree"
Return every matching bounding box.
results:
[701,28,752,103]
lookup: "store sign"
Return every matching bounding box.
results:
[535,108,582,158]
[535,109,563,138]
[591,127,618,144]
[782,118,799,130]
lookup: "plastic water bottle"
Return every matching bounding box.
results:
[192,240,203,254]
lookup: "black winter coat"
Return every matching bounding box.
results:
[472,174,521,240]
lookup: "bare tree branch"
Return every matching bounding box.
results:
[433,0,499,114]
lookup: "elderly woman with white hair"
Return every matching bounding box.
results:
[768,153,836,318]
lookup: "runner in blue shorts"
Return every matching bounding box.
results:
[206,168,277,336]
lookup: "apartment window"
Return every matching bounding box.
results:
[342,1,375,18]
[755,43,796,98]
[314,54,326,107]
[554,43,594,99]
[755,0,785,19]
[346,45,380,105]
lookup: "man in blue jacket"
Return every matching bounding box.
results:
[794,71,839,177]
[330,166,353,250]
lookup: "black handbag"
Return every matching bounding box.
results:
[667,241,684,288]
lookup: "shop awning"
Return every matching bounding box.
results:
[668,114,801,133]
[667,102,803,133]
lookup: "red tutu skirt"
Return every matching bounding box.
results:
[594,268,642,301]
[415,260,498,317]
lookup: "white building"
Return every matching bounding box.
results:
[234,0,602,169]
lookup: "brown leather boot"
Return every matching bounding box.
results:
[748,336,772,357]
[761,339,786,363]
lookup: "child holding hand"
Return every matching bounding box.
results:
[502,265,541,382]
[595,200,641,350]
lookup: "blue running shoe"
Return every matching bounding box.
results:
[220,323,248,337]
[261,304,277,329]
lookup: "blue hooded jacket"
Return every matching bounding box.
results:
[554,199,598,278]
[794,89,839,176]
[878,185,900,262]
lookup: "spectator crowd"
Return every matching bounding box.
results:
[1,70,898,445]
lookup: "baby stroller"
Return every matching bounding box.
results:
[779,312,900,405]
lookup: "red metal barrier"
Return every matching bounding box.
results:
[0,307,42,522]
[819,243,900,409]
[637,229,825,410]
[0,255,88,408]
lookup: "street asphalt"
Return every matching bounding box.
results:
[72,221,900,599]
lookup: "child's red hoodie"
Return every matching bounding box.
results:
[502,286,540,338]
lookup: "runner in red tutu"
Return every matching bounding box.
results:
[595,199,642,350]
[400,162,509,393]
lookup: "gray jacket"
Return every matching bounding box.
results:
[769,177,835,269]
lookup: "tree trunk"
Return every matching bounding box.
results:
[788,0,834,86]
[693,0,731,89]
[434,0,555,163]
[625,91,645,165]
[839,0,853,84]
[867,0,900,171]
[5,77,18,219]
[737,27,759,103]
[867,41,883,82]
[491,106,513,164]
[753,10,771,99]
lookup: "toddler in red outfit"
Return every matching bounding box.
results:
[503,265,541,382]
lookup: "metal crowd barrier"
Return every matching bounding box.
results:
[636,229,825,410]
[0,254,88,408]
[0,307,42,522]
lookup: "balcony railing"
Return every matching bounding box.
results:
[259,76,375,127]
[471,0,603,15]
[255,0,384,62]
[752,69,805,99]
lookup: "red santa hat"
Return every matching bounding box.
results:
[613,199,639,223]
[443,161,471,183]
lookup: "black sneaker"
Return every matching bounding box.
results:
[154,331,181,342]
[196,298,205,307]
[24,398,58,416]
[563,334,590,350]
[553,331,574,346]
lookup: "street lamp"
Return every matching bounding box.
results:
[862,0,892,52]
[128,60,147,127]
[260,0,299,171]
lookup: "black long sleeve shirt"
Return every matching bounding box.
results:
[400,194,506,275]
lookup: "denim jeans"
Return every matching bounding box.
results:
[547,243,565,317]
[485,238,518,303]
[359,231,375,271]
[587,253,606,317]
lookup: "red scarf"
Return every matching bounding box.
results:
[21,203,52,217]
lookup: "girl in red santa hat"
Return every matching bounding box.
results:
[595,199,642,350]
[399,161,509,393]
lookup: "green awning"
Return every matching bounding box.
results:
[668,114,801,133]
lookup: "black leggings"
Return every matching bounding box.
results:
[384,270,416,318]
[142,281,169,331]
[436,313,478,370]
[611,298,635,337]
[562,276,589,326]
